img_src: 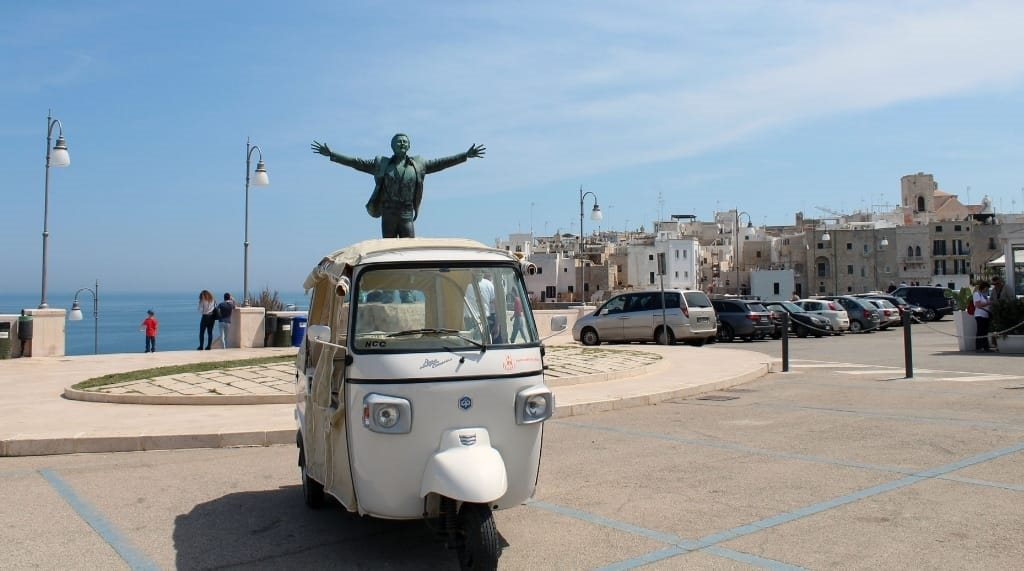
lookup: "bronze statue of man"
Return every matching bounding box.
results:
[311,134,485,238]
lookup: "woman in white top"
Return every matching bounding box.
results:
[197,289,216,350]
[972,281,992,352]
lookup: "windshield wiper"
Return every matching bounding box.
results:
[387,328,486,351]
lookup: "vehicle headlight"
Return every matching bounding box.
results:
[516,386,554,424]
[363,394,412,434]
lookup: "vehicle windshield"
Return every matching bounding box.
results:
[352,264,537,352]
[775,301,805,313]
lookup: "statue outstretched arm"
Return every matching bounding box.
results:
[424,143,486,174]
[311,140,376,174]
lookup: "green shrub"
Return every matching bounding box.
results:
[954,287,973,311]
[249,287,284,311]
[991,298,1024,336]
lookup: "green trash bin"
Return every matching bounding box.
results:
[273,315,292,347]
[0,321,11,359]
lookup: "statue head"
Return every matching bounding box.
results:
[391,133,410,158]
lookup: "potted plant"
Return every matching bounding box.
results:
[952,287,977,352]
[991,297,1024,354]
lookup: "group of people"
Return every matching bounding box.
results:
[463,272,526,344]
[197,290,236,350]
[972,275,1015,352]
[135,291,237,353]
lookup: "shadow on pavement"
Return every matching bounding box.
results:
[173,486,457,569]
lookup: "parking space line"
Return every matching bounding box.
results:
[558,442,1023,570]
[39,469,159,571]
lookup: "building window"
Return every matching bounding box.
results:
[860,267,865,277]
[674,271,679,278]
[648,272,655,284]
[817,262,828,277]
[863,244,869,254]
[935,225,943,232]
[817,242,824,250]
[617,265,623,272]
[683,250,687,258]
[933,240,946,255]
[917,196,925,211]
[648,254,654,261]
[537,267,543,274]
[675,250,679,259]
[915,245,921,257]
[989,238,997,250]
[756,251,762,258]
[907,246,914,257]
[564,267,568,272]
[847,265,854,275]
[954,225,962,231]
[846,243,853,250]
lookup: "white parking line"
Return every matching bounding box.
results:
[791,360,1021,383]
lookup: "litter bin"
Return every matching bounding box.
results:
[264,314,278,347]
[17,315,33,341]
[273,315,292,347]
[0,321,11,359]
[291,316,307,347]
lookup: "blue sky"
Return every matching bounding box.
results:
[5,1,1024,295]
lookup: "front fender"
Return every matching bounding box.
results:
[420,428,508,503]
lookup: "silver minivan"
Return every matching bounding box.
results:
[572,289,717,346]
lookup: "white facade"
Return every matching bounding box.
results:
[750,269,796,302]
[624,236,698,290]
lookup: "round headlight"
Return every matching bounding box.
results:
[525,394,548,418]
[375,405,400,428]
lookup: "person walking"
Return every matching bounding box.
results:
[140,310,158,353]
[972,281,993,352]
[197,290,216,350]
[509,295,525,343]
[216,292,236,349]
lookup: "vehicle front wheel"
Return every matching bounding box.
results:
[849,321,863,333]
[299,444,324,509]
[580,328,600,346]
[457,502,501,570]
[796,325,808,338]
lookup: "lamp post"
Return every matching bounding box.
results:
[734,210,752,295]
[243,138,270,306]
[69,279,99,354]
[39,110,71,309]
[578,186,602,302]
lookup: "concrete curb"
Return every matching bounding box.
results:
[0,430,296,457]
[63,387,298,405]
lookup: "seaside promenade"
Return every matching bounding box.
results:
[0,338,778,457]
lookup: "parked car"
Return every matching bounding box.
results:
[863,298,901,329]
[890,285,956,321]
[818,296,882,333]
[794,298,850,333]
[572,289,717,346]
[763,301,833,338]
[710,298,775,342]
[856,292,916,324]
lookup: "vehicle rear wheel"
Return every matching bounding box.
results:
[849,320,863,333]
[299,442,324,509]
[580,327,600,346]
[457,502,501,570]
[717,324,735,342]
[923,308,937,321]
[655,326,676,345]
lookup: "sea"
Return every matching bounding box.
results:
[0,291,309,356]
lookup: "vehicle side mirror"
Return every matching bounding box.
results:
[307,324,331,342]
[550,315,567,332]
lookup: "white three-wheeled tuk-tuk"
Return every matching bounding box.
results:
[295,238,564,569]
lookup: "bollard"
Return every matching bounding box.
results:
[781,312,789,372]
[903,309,913,378]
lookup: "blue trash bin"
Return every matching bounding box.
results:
[291,316,308,347]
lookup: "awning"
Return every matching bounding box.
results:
[986,250,1024,266]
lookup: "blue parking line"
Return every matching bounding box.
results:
[536,432,1024,570]
[39,469,159,571]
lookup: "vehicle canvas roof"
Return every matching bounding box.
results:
[302,237,513,291]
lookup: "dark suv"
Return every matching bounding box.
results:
[711,299,774,342]
[890,286,956,321]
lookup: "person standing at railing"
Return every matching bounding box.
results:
[972,281,993,353]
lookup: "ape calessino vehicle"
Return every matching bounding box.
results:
[295,238,562,569]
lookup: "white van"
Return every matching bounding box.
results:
[571,289,717,346]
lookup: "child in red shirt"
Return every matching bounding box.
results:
[141,310,158,353]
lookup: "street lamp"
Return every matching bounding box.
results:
[39,110,71,309]
[578,186,602,302]
[69,279,99,354]
[243,138,270,306]
[734,210,752,295]
[821,228,838,294]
